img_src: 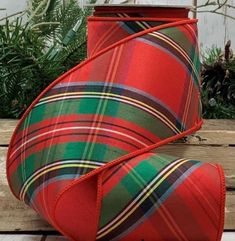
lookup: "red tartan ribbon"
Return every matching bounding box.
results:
[7,6,225,241]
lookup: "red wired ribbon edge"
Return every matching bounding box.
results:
[7,6,225,241]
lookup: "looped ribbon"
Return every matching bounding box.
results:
[7,6,225,241]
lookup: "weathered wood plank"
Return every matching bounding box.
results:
[196,119,235,145]
[177,119,235,145]
[0,234,235,241]
[202,119,235,131]
[0,235,68,241]
[0,235,43,241]
[1,119,235,145]
[183,130,235,145]
[0,188,53,231]
[0,119,18,146]
[0,147,53,232]
[44,236,68,241]
[0,146,235,231]
[222,233,235,241]
[225,192,235,230]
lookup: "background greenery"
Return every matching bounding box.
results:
[0,1,234,119]
[201,41,235,119]
[0,0,91,118]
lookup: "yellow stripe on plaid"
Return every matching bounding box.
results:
[38,91,181,134]
[97,159,189,239]
[20,163,99,201]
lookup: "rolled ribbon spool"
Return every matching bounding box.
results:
[7,5,225,241]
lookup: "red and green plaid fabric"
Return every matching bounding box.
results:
[7,6,225,241]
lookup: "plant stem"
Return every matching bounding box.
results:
[31,22,60,30]
[0,11,25,22]
[192,0,198,18]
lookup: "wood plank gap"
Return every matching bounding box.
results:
[0,231,60,235]
[227,188,235,192]
[0,145,8,148]
[171,143,230,147]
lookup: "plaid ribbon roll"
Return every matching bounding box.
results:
[7,6,225,241]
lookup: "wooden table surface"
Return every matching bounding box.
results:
[0,119,234,237]
[0,233,234,240]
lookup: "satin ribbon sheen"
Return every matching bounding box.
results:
[7,6,225,241]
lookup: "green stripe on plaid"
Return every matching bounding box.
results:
[20,98,176,138]
[10,142,127,196]
[99,154,178,228]
[158,26,197,59]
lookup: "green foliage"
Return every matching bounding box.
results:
[201,43,235,119]
[0,0,91,118]
[202,46,223,65]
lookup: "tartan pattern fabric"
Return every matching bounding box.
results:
[7,6,225,241]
